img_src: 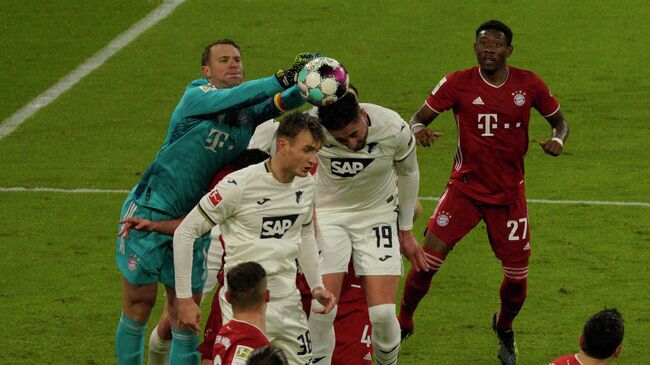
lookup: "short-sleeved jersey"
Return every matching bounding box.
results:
[132,77,304,217]
[549,354,583,365]
[198,161,315,298]
[212,319,269,365]
[316,103,415,214]
[425,66,559,204]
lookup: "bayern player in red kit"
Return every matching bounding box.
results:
[549,308,624,365]
[399,20,570,365]
[212,262,270,365]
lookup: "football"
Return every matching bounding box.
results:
[297,56,349,106]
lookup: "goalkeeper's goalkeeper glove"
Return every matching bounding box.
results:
[276,52,321,88]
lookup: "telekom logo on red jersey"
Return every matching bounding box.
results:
[478,113,497,136]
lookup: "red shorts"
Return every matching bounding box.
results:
[427,184,531,262]
[198,285,224,361]
[333,298,373,365]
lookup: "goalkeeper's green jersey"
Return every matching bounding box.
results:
[130,76,304,217]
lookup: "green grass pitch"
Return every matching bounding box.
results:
[1,1,648,363]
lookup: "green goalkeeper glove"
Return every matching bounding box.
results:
[276,52,321,88]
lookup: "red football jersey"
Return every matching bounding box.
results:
[549,354,582,365]
[212,319,269,365]
[425,66,559,204]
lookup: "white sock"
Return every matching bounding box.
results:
[369,304,400,365]
[307,301,337,365]
[147,325,171,365]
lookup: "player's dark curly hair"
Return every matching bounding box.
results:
[316,92,359,132]
[476,20,513,46]
[581,308,624,359]
[227,262,266,311]
[246,345,288,365]
[277,111,325,146]
[201,39,241,66]
[233,149,270,171]
[348,83,359,99]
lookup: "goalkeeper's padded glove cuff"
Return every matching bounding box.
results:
[275,69,291,89]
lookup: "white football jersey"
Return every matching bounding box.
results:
[247,119,279,154]
[315,103,415,213]
[197,161,315,298]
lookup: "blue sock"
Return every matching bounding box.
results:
[170,328,199,365]
[115,312,147,365]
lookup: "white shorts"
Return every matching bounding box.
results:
[318,209,402,276]
[220,289,312,365]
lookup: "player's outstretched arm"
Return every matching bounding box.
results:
[179,53,320,120]
[410,104,443,147]
[173,206,216,332]
[249,53,322,125]
[539,110,569,157]
[118,217,184,238]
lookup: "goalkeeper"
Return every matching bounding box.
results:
[114,38,317,365]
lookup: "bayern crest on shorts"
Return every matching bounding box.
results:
[436,213,450,227]
[128,256,138,270]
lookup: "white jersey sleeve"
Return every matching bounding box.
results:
[248,119,279,154]
[173,175,243,298]
[395,116,416,161]
[197,174,243,226]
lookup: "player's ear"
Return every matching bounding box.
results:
[578,335,584,349]
[614,345,623,357]
[506,44,513,57]
[264,289,270,303]
[225,290,232,304]
[201,65,211,79]
[277,137,289,153]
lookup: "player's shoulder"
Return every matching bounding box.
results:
[445,66,479,83]
[508,65,537,77]
[222,161,267,185]
[508,66,546,83]
[361,103,406,130]
[548,353,580,365]
[185,78,215,93]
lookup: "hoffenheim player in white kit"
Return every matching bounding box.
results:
[173,112,335,365]
[308,93,429,365]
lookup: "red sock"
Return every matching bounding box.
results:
[497,263,528,330]
[398,248,446,328]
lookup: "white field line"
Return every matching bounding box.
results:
[0,0,186,140]
[1,187,648,207]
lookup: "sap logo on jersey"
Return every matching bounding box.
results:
[330,158,373,177]
[260,214,299,239]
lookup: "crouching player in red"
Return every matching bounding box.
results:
[549,308,624,365]
[212,261,270,365]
